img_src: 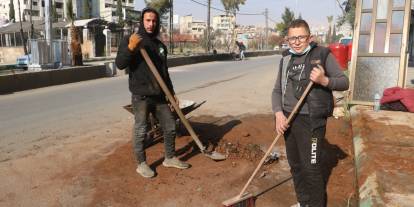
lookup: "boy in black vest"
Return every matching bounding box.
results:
[271,19,349,206]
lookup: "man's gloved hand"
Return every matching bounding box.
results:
[128,33,142,52]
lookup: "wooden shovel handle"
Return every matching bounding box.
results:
[237,81,314,198]
[139,48,206,152]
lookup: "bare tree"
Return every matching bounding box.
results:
[327,15,333,43]
[9,0,15,22]
[67,0,83,65]
[17,0,28,55]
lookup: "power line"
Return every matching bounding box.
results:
[188,0,263,16]
[268,17,277,24]
[188,0,280,25]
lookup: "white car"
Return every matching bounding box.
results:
[281,43,289,50]
[16,54,31,70]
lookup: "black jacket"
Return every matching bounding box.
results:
[115,35,174,96]
[115,8,173,96]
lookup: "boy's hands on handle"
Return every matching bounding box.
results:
[275,111,288,135]
[128,33,142,52]
[310,64,329,87]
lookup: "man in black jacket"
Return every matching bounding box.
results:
[271,20,349,206]
[115,7,189,178]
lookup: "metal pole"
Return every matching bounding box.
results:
[45,0,53,65]
[45,0,52,45]
[169,0,173,54]
[207,0,211,53]
[265,8,268,50]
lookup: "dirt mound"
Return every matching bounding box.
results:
[87,115,356,207]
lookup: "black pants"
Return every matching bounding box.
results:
[284,112,327,207]
[131,95,176,163]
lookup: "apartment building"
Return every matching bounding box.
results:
[2,0,65,22]
[179,15,206,38]
[0,0,136,23]
[212,14,235,33]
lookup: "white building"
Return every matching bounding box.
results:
[0,1,9,25]
[311,26,328,43]
[212,14,235,33]
[2,0,66,22]
[179,15,206,38]
[88,0,136,22]
[1,0,136,23]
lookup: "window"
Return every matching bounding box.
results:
[56,2,63,9]
[33,1,38,6]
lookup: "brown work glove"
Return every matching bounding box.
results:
[128,33,142,52]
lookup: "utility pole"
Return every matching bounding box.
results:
[169,0,173,54]
[265,8,268,50]
[206,0,211,53]
[45,0,52,46]
[45,0,53,66]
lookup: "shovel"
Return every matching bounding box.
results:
[223,80,315,206]
[139,48,226,161]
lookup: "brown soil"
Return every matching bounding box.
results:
[351,109,414,204]
[88,114,356,207]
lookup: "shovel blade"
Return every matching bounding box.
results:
[204,151,227,161]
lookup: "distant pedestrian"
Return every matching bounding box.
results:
[235,41,246,60]
[271,19,349,207]
[239,42,246,60]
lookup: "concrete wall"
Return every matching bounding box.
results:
[168,50,280,67]
[0,65,106,94]
[0,50,280,94]
[0,47,25,64]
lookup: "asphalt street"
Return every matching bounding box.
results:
[0,55,281,160]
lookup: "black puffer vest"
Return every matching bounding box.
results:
[281,43,334,119]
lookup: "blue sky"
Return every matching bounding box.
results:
[134,0,343,28]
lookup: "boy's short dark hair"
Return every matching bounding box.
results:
[287,19,311,35]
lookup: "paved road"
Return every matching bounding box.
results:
[0,55,281,160]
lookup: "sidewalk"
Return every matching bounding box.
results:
[351,106,414,206]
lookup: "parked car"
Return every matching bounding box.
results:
[273,45,280,51]
[339,37,352,46]
[16,54,31,70]
[281,43,289,50]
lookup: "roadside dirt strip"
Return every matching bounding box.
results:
[0,57,356,206]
